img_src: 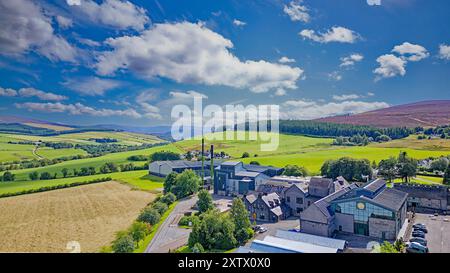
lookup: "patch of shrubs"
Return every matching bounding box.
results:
[109,193,178,253]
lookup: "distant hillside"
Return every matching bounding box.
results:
[316,100,450,128]
[0,116,74,131]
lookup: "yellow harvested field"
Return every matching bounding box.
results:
[0,182,155,253]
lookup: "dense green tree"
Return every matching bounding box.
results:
[152,201,168,215]
[282,165,309,177]
[230,198,253,244]
[163,172,178,193]
[278,120,412,140]
[137,207,161,225]
[191,243,205,253]
[128,222,150,244]
[396,152,417,182]
[444,164,450,185]
[39,172,53,180]
[399,162,417,182]
[197,190,214,213]
[2,171,15,181]
[171,170,201,198]
[29,171,39,181]
[100,162,118,174]
[112,232,135,253]
[150,151,180,162]
[430,157,449,172]
[321,157,372,181]
[188,209,237,251]
[160,192,177,205]
[378,157,398,182]
[379,241,399,253]
[241,152,250,158]
[61,168,69,178]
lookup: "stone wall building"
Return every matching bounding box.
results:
[244,192,289,222]
[393,183,450,212]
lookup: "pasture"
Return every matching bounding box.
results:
[0,182,155,253]
[175,132,333,157]
[1,143,181,181]
[241,146,450,174]
[0,170,164,195]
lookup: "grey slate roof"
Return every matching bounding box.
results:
[370,188,408,211]
[275,229,347,250]
[363,178,387,193]
[235,171,263,178]
[310,177,333,188]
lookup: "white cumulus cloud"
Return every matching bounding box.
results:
[0,0,77,62]
[96,22,303,93]
[299,26,361,44]
[233,19,246,27]
[62,77,122,96]
[283,1,310,23]
[373,54,406,80]
[367,0,381,6]
[281,99,389,120]
[439,44,450,60]
[0,86,67,101]
[340,53,364,67]
[15,102,142,118]
[392,42,429,62]
[278,57,296,63]
[66,0,149,31]
[332,94,361,101]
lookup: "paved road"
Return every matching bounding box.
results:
[145,195,198,253]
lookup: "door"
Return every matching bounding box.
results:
[354,222,369,236]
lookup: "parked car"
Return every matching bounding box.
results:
[413,223,426,229]
[406,242,429,253]
[409,237,427,247]
[412,230,426,238]
[252,225,268,233]
[413,226,428,233]
[258,226,268,233]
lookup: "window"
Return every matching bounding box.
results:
[296,197,303,204]
[286,196,291,203]
[296,207,303,213]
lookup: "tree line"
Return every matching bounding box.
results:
[279,120,413,139]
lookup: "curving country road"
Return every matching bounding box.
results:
[145,195,198,253]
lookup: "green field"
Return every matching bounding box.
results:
[0,131,163,146]
[0,170,164,195]
[1,143,181,181]
[394,175,444,185]
[3,131,450,181]
[175,132,333,157]
[177,132,450,174]
[241,147,450,174]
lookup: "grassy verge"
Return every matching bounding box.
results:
[134,201,178,253]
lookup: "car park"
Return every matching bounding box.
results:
[413,226,428,233]
[412,230,426,238]
[413,223,426,229]
[406,242,429,253]
[409,237,427,247]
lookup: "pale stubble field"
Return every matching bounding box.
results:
[0,182,155,253]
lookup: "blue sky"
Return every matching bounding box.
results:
[0,0,449,126]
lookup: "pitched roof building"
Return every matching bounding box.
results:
[300,179,408,240]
